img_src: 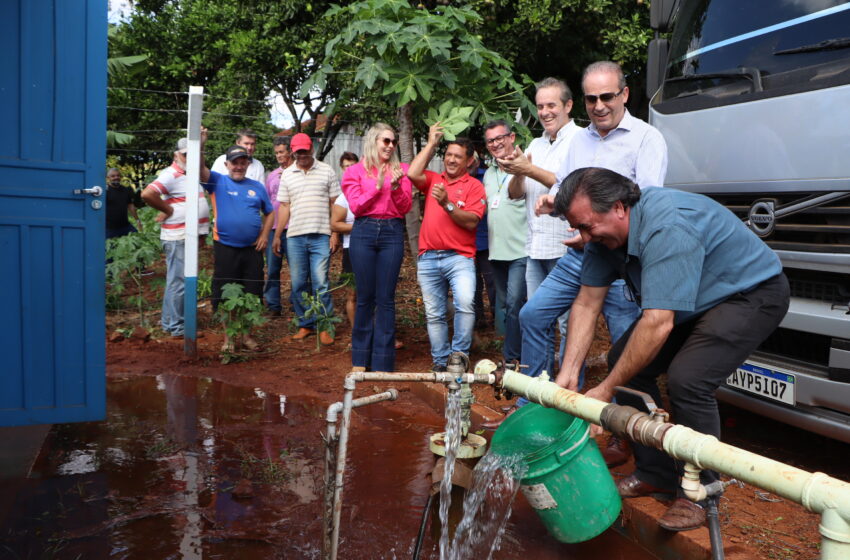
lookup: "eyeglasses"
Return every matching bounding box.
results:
[485,133,512,146]
[380,138,398,147]
[584,87,625,105]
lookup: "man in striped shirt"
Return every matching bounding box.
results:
[272,133,341,345]
[142,135,211,338]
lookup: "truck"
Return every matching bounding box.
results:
[646,0,850,442]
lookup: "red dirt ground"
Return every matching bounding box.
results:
[106,248,825,560]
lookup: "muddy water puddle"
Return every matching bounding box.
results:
[0,374,653,559]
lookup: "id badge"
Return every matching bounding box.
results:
[490,196,501,209]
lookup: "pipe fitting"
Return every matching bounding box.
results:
[326,402,343,423]
[625,411,674,449]
[599,404,644,435]
[682,463,708,502]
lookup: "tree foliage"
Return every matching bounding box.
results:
[307,0,536,159]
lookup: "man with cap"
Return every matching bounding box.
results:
[142,134,212,337]
[204,144,275,352]
[272,133,341,345]
[211,128,266,182]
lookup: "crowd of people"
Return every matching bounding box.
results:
[108,59,789,534]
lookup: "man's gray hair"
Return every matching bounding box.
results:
[107,167,120,174]
[236,128,258,141]
[483,119,512,133]
[554,167,641,216]
[535,77,573,104]
[583,61,626,90]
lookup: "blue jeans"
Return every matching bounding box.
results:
[490,257,527,362]
[349,217,405,371]
[161,239,185,335]
[518,249,640,404]
[417,250,476,366]
[263,229,285,311]
[287,233,332,329]
[526,256,568,364]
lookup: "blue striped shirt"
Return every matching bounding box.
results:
[581,188,783,323]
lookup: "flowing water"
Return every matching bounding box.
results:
[448,452,527,559]
[0,374,656,559]
[437,390,462,560]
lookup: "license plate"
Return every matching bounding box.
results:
[726,362,796,405]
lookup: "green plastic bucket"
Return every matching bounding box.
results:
[490,403,621,543]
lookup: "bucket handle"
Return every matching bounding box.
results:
[556,425,590,464]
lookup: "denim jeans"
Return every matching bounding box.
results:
[263,228,285,311]
[287,233,332,329]
[518,249,640,405]
[161,239,185,336]
[526,256,568,368]
[349,217,405,371]
[490,257,527,362]
[417,250,476,366]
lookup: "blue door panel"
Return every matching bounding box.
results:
[0,0,106,426]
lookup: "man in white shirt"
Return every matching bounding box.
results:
[211,128,265,182]
[493,62,668,442]
[482,78,580,426]
[141,135,211,337]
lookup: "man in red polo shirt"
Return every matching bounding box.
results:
[407,123,487,372]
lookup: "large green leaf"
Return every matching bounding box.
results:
[355,56,389,89]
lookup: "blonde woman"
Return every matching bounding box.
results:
[340,124,412,371]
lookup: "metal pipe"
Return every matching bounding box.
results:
[499,368,850,558]
[326,386,399,560]
[347,371,496,385]
[327,364,497,559]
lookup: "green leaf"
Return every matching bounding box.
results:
[355,56,389,89]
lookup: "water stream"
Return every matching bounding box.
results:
[437,389,462,560]
[448,452,526,559]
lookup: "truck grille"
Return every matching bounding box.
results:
[716,192,850,254]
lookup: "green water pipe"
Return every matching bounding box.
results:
[497,367,850,558]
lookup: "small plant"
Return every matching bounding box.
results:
[105,210,161,326]
[197,268,213,300]
[215,283,267,362]
[297,286,345,351]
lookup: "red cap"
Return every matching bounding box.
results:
[290,133,313,152]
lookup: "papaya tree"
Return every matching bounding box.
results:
[305,0,536,163]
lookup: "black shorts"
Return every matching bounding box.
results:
[342,247,353,273]
[211,241,264,310]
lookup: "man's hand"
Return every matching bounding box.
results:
[534,194,555,216]
[563,228,585,250]
[200,126,208,145]
[427,122,444,146]
[330,233,340,254]
[154,209,172,223]
[431,183,448,206]
[272,235,283,257]
[254,234,268,252]
[497,146,531,176]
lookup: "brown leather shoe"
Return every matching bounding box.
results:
[319,331,334,345]
[602,434,631,467]
[291,327,314,341]
[658,498,706,532]
[616,474,675,499]
[481,404,519,430]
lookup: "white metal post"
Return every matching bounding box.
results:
[183,86,204,356]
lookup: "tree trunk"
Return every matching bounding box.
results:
[397,103,420,261]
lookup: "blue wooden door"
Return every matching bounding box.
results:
[0,0,107,425]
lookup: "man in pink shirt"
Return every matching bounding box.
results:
[263,135,292,315]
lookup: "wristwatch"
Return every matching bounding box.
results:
[445,202,456,213]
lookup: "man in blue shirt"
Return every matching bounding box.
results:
[553,167,789,532]
[204,144,275,353]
